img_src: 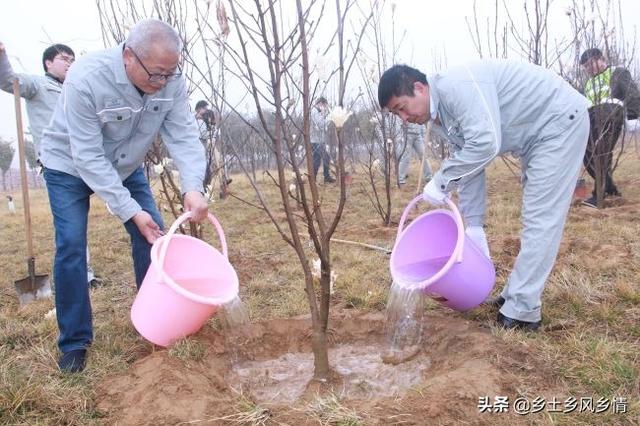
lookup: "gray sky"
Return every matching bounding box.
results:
[1,0,639,162]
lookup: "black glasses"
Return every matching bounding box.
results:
[129,47,181,83]
[55,54,75,64]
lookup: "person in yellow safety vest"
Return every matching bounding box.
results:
[579,48,640,208]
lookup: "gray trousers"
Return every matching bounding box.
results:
[397,134,432,183]
[500,110,590,322]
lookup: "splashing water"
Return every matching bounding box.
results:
[221,295,250,328]
[381,280,425,365]
[221,296,251,363]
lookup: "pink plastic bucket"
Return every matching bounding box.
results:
[390,196,495,311]
[131,212,239,347]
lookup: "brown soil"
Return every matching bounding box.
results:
[96,310,561,424]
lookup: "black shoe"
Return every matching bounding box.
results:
[58,349,87,373]
[324,176,336,183]
[485,295,505,308]
[606,189,621,197]
[581,196,597,209]
[496,312,541,332]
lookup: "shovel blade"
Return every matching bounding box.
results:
[15,274,52,305]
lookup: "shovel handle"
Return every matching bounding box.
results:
[13,79,34,259]
[27,256,35,277]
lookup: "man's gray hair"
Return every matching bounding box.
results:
[126,18,182,58]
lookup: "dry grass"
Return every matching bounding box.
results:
[168,338,207,363]
[299,392,364,425]
[177,388,273,426]
[1,152,639,424]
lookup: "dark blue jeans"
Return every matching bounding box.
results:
[44,167,164,353]
[311,143,332,180]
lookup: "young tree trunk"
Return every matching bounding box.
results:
[311,323,330,379]
[595,153,605,208]
[250,150,257,183]
[216,142,228,200]
[384,138,393,226]
[311,228,338,372]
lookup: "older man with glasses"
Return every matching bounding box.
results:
[39,19,209,373]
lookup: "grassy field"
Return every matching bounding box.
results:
[1,150,639,425]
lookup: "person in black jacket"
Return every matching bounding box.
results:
[580,48,640,207]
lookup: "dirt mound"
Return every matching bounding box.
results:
[96,311,555,424]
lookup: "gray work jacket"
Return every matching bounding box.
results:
[40,43,205,222]
[0,51,61,155]
[429,59,589,225]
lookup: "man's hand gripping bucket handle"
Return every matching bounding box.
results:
[152,211,235,306]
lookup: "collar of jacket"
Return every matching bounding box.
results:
[114,43,132,87]
[593,65,613,79]
[428,74,440,120]
[113,43,152,103]
[45,72,63,85]
[428,75,450,129]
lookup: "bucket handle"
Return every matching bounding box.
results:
[396,195,464,263]
[396,195,465,266]
[152,211,236,306]
[160,211,228,261]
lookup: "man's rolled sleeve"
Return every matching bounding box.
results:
[63,82,141,221]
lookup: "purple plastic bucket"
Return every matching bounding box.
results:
[390,196,496,311]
